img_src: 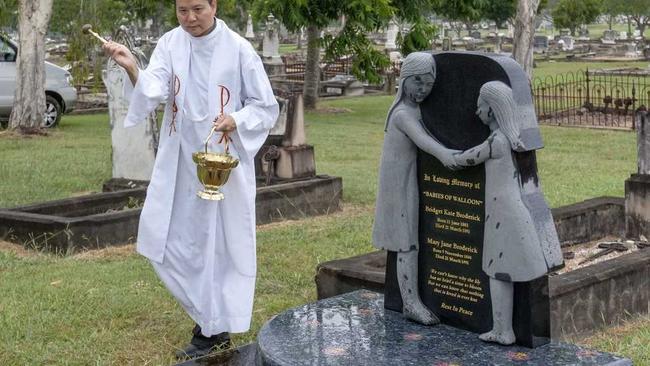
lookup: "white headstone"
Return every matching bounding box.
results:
[626,42,639,58]
[245,13,255,40]
[560,36,574,51]
[103,61,157,181]
[263,14,280,59]
[385,19,398,50]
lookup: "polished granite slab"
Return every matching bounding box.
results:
[175,344,258,366]
[257,290,632,366]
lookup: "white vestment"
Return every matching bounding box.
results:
[123,19,279,336]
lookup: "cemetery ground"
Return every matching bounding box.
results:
[0,95,648,365]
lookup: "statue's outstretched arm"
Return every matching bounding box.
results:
[454,132,500,167]
[394,111,460,169]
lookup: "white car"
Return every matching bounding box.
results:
[0,34,77,128]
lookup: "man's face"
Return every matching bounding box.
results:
[176,0,217,37]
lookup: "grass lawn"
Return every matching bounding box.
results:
[533,60,649,82]
[0,95,647,365]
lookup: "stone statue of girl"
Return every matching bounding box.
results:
[452,81,548,345]
[373,52,459,325]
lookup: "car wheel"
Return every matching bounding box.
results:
[43,95,62,128]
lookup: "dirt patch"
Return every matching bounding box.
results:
[316,106,352,114]
[258,203,372,232]
[0,239,137,260]
[0,240,37,257]
[0,129,59,139]
[72,243,136,260]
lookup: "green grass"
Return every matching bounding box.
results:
[0,95,646,365]
[534,22,632,40]
[279,43,299,55]
[533,60,649,83]
[0,114,112,208]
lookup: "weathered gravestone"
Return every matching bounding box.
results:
[102,26,159,183]
[382,52,563,348]
[625,42,639,58]
[255,90,315,181]
[262,14,283,77]
[533,35,549,54]
[560,35,575,51]
[625,109,650,239]
[245,13,255,41]
[385,19,398,50]
[602,30,618,45]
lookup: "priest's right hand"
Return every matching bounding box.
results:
[102,41,139,85]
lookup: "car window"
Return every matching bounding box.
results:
[0,38,16,62]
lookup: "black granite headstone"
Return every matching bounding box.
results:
[385,52,550,348]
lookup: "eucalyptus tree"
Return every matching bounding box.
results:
[601,0,624,31]
[8,0,54,132]
[551,0,602,36]
[430,0,486,37]
[218,0,254,32]
[482,0,518,29]
[512,0,550,79]
[619,0,650,38]
[0,0,18,32]
[253,0,437,109]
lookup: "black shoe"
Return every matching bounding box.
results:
[175,325,232,360]
[175,343,214,360]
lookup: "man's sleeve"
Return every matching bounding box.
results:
[123,38,172,128]
[229,51,279,160]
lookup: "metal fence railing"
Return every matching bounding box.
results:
[533,68,650,130]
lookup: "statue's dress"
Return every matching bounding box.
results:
[373,104,448,252]
[456,130,547,281]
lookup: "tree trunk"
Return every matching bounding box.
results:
[639,22,647,38]
[628,16,633,39]
[512,0,540,80]
[303,25,320,110]
[608,15,613,31]
[296,28,303,50]
[9,0,54,131]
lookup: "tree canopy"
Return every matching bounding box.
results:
[619,0,650,37]
[551,0,602,36]
[254,0,437,84]
[0,0,17,32]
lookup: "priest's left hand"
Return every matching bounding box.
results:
[213,114,237,132]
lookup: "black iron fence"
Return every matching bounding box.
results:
[282,57,401,85]
[533,68,650,130]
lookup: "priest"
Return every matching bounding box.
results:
[102,0,279,359]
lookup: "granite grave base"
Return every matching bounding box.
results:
[315,197,650,340]
[174,344,259,366]
[256,290,631,366]
[0,176,342,253]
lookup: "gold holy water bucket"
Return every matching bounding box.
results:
[192,127,239,201]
